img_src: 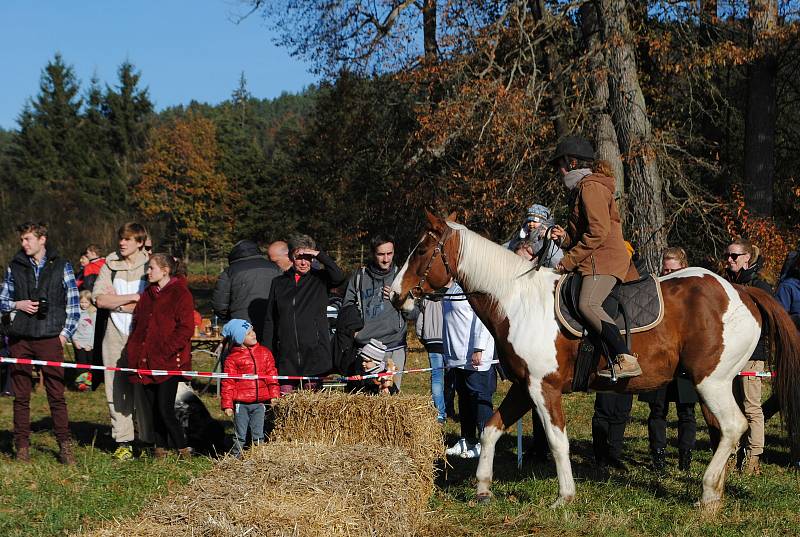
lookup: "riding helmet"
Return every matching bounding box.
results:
[549,135,595,164]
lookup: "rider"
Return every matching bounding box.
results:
[549,136,642,379]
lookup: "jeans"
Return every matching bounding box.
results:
[9,337,71,448]
[428,352,446,421]
[233,402,266,456]
[454,366,497,443]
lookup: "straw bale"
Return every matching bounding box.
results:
[86,441,434,537]
[270,391,443,470]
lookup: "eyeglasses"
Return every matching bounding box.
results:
[144,245,153,252]
[725,252,745,261]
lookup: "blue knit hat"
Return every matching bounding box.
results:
[525,204,552,224]
[222,319,253,345]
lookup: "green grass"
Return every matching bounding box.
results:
[1,348,798,536]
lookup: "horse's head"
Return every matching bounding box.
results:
[390,210,460,313]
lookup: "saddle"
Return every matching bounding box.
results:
[555,272,664,339]
[555,272,664,391]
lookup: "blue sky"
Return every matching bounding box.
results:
[0,0,317,129]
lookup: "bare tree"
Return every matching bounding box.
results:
[599,0,666,272]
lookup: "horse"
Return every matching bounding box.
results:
[390,211,800,511]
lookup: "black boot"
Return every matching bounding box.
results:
[652,448,667,474]
[678,449,692,472]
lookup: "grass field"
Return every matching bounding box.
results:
[1,348,798,536]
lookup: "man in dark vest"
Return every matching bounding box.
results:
[0,222,80,464]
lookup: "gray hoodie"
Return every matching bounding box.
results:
[343,264,418,348]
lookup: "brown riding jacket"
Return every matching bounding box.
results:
[561,173,632,281]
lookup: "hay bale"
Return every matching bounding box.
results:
[87,442,434,537]
[270,391,443,471]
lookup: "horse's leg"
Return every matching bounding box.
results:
[695,380,748,512]
[476,381,532,502]
[529,377,575,507]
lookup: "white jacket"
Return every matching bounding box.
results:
[442,282,495,372]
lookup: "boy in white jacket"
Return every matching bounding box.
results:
[442,281,497,459]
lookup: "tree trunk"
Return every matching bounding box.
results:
[579,1,625,196]
[743,0,778,217]
[184,237,191,266]
[600,0,666,273]
[422,0,438,64]
[530,0,569,138]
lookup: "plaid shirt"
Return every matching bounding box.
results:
[0,253,81,339]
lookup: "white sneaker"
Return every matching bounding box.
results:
[446,438,468,456]
[461,442,481,459]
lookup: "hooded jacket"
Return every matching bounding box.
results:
[212,240,281,338]
[126,276,194,384]
[561,173,632,281]
[262,250,345,377]
[343,263,417,348]
[221,343,280,409]
[415,297,444,353]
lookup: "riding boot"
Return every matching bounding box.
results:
[596,321,642,379]
[678,449,692,472]
[651,448,667,474]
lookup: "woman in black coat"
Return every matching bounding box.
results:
[262,234,345,393]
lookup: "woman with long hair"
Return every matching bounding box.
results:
[126,253,194,459]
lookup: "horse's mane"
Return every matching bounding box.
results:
[447,222,560,318]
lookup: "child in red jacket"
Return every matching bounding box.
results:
[221,319,280,458]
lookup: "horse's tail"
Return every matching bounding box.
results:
[743,286,800,462]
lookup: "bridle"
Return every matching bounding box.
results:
[409,226,455,301]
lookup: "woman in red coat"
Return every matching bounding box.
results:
[127,253,194,458]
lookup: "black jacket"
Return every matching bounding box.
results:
[726,257,773,362]
[212,240,281,340]
[262,251,345,377]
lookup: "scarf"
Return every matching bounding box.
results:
[563,168,592,190]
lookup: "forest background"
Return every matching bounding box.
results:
[1,0,798,279]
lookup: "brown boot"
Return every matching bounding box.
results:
[744,455,761,476]
[58,442,76,466]
[177,447,193,460]
[153,447,169,460]
[597,354,642,379]
[15,445,30,463]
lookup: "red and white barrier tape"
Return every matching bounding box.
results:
[0,356,773,381]
[0,356,500,382]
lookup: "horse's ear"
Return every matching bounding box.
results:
[445,211,458,222]
[425,209,441,229]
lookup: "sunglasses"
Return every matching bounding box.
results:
[725,252,745,261]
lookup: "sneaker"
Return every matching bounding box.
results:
[446,438,468,456]
[461,442,481,459]
[113,444,134,461]
[153,447,169,460]
[597,354,642,379]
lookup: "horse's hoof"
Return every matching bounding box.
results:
[695,499,722,516]
[549,495,574,509]
[476,492,493,504]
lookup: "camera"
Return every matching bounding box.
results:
[36,297,48,319]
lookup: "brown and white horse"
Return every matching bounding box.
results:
[391,212,800,510]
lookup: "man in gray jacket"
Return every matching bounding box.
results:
[342,234,417,389]
[212,240,281,341]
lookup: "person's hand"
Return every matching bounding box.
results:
[59,335,67,347]
[382,285,392,300]
[550,225,565,241]
[298,248,319,258]
[16,300,38,315]
[224,408,234,417]
[132,293,141,302]
[555,262,567,274]
[471,350,483,367]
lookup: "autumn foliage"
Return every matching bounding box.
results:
[136,114,231,261]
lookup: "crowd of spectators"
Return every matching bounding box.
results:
[0,213,797,473]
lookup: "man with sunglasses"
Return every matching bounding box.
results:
[723,238,772,475]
